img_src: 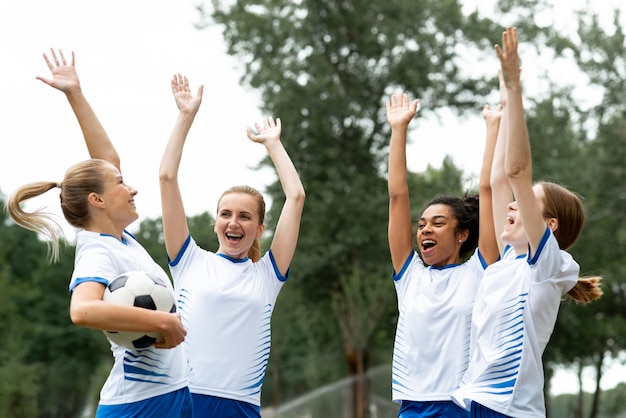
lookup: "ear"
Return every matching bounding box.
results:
[457,229,470,244]
[546,217,558,232]
[256,223,266,239]
[87,192,105,209]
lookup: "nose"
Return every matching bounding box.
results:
[507,201,518,211]
[128,185,138,196]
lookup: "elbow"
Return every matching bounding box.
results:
[291,188,306,205]
[479,179,491,195]
[69,305,91,328]
[388,189,408,201]
[505,161,531,181]
[159,170,176,185]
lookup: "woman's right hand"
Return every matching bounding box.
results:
[36,49,81,95]
[153,312,187,349]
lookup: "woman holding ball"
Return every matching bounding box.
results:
[6,49,191,417]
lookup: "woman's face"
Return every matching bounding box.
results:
[99,163,138,229]
[214,192,264,259]
[417,203,466,267]
[501,184,547,248]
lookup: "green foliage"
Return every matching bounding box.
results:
[550,383,626,418]
[0,194,109,417]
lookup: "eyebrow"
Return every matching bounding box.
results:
[418,215,449,222]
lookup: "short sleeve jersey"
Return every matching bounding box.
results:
[169,235,287,406]
[451,228,579,417]
[69,230,189,406]
[391,249,487,402]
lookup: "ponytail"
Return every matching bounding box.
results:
[248,238,261,262]
[566,276,603,304]
[6,181,64,262]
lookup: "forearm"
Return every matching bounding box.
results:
[65,91,120,167]
[71,299,175,333]
[504,85,532,180]
[387,126,410,196]
[159,112,197,182]
[265,140,305,201]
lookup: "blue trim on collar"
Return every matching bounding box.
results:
[217,253,249,263]
[528,226,551,265]
[98,232,128,245]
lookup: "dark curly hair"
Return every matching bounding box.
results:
[422,193,479,261]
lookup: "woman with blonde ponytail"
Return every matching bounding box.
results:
[159,75,305,417]
[7,180,63,261]
[28,49,192,418]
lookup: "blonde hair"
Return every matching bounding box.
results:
[6,159,111,262]
[566,276,603,304]
[6,181,63,261]
[217,185,266,262]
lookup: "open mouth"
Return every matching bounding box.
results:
[421,239,437,252]
[225,232,243,243]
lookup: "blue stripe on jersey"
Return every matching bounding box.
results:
[473,292,526,397]
[123,349,172,384]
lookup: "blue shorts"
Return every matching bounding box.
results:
[398,400,469,417]
[96,387,193,418]
[191,393,260,418]
[470,401,510,418]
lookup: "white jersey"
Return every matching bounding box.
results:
[392,249,487,402]
[452,228,579,417]
[169,236,286,406]
[69,230,188,406]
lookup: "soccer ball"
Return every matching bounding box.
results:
[102,271,176,349]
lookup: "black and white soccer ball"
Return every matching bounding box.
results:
[102,271,176,349]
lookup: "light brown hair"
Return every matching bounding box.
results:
[6,159,111,262]
[538,181,584,251]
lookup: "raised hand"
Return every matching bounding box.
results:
[495,27,521,88]
[171,74,204,116]
[386,93,419,129]
[482,103,503,128]
[36,49,81,94]
[247,116,281,145]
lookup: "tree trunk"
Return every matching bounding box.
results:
[588,351,604,418]
[575,360,584,418]
[346,348,370,418]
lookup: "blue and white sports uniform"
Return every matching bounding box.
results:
[70,230,190,417]
[451,227,579,417]
[169,235,287,415]
[392,249,487,415]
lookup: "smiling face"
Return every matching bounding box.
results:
[98,163,139,229]
[501,184,546,249]
[214,192,265,259]
[417,203,468,267]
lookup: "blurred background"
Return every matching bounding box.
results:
[1,0,625,417]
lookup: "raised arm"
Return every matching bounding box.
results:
[478,103,501,265]
[159,74,204,260]
[36,49,120,170]
[386,93,419,273]
[490,69,515,254]
[496,27,546,254]
[247,117,305,276]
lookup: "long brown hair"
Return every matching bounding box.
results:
[538,181,585,251]
[217,185,266,262]
[6,159,110,262]
[566,276,603,304]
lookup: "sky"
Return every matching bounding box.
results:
[1,0,624,396]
